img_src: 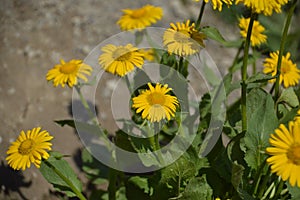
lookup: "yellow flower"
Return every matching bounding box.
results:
[266,121,300,187]
[99,44,144,77]
[117,4,163,31]
[132,83,179,122]
[263,51,300,88]
[6,127,53,171]
[46,59,92,88]
[239,17,267,47]
[163,20,205,57]
[138,48,155,62]
[294,110,300,123]
[194,0,233,11]
[235,0,289,16]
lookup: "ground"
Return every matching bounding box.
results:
[0,1,237,199]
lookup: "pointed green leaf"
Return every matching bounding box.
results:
[40,152,83,197]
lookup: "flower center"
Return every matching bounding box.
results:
[18,139,35,155]
[113,48,132,61]
[131,9,146,18]
[148,92,165,106]
[287,144,300,165]
[281,61,290,74]
[174,30,191,43]
[60,63,78,74]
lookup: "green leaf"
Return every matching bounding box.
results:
[277,87,299,108]
[54,119,75,128]
[287,182,300,199]
[231,162,244,191]
[178,176,213,200]
[244,88,278,170]
[125,176,151,200]
[201,26,243,47]
[246,72,274,84]
[40,152,83,197]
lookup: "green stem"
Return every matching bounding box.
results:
[241,13,255,132]
[195,0,206,30]
[44,160,87,200]
[272,179,284,200]
[229,43,243,73]
[274,0,298,100]
[252,159,267,195]
[108,168,117,200]
[75,85,98,125]
[257,167,271,199]
[125,75,133,95]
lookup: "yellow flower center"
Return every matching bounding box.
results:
[60,63,78,74]
[131,9,146,18]
[113,48,132,61]
[148,92,165,106]
[287,144,300,165]
[281,61,290,74]
[18,139,35,155]
[174,30,191,43]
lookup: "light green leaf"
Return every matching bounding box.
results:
[201,26,243,47]
[288,182,300,199]
[178,176,213,200]
[246,72,274,84]
[277,87,299,108]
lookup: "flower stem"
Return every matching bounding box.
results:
[195,0,206,30]
[274,0,298,100]
[257,167,271,199]
[44,160,87,200]
[241,13,255,132]
[229,43,243,73]
[108,168,117,200]
[75,85,98,125]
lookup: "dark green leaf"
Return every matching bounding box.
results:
[246,72,274,84]
[54,119,75,128]
[40,152,83,197]
[244,88,278,170]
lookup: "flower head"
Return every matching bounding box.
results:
[138,48,155,62]
[194,0,233,11]
[266,121,300,187]
[132,83,179,122]
[163,20,205,57]
[235,0,289,16]
[46,59,92,88]
[117,4,163,31]
[99,44,144,77]
[6,127,53,171]
[239,17,267,47]
[263,51,300,88]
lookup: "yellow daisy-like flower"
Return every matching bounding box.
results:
[235,0,289,16]
[6,127,53,171]
[163,20,206,57]
[117,4,163,31]
[46,59,92,88]
[132,83,179,122]
[266,121,300,187]
[99,44,144,77]
[239,17,267,47]
[138,48,155,62]
[194,0,233,11]
[263,51,300,88]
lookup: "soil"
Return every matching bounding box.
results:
[0,0,237,199]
